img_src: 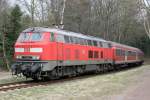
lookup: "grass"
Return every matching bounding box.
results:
[0,76,27,85]
[0,65,149,100]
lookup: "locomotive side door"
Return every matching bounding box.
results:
[56,34,64,66]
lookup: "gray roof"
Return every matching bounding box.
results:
[108,41,141,51]
[22,27,107,42]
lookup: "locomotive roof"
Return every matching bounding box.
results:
[22,27,107,42]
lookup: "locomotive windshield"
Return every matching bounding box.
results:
[31,33,42,41]
[17,32,43,42]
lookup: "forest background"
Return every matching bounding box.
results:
[0,0,150,70]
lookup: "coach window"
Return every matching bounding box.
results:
[128,51,131,56]
[108,43,112,48]
[116,49,121,56]
[50,32,55,42]
[122,50,125,56]
[64,35,70,43]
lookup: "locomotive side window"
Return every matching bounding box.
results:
[50,33,55,42]
[101,51,103,58]
[74,37,79,44]
[70,36,74,43]
[56,34,65,43]
[88,50,93,58]
[84,39,88,45]
[87,40,93,46]
[98,42,103,47]
[93,41,98,46]
[64,35,70,43]
[94,51,99,58]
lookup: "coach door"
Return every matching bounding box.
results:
[56,34,64,66]
[125,50,128,62]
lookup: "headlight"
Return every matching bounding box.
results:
[32,56,40,60]
[16,55,22,59]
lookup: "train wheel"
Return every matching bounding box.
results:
[95,65,101,74]
[32,72,42,81]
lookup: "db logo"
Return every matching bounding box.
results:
[25,48,30,52]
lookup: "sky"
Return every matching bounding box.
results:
[9,0,15,5]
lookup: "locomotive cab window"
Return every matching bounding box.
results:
[31,33,43,41]
[17,32,30,42]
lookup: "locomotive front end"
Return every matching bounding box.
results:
[11,27,53,80]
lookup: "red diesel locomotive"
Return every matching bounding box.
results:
[11,27,144,80]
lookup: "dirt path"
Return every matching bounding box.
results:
[112,65,150,100]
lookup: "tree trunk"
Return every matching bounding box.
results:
[60,0,66,29]
[2,32,10,71]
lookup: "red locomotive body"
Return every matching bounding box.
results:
[11,27,144,80]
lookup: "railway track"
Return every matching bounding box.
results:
[0,73,98,92]
[0,65,141,92]
[0,81,36,92]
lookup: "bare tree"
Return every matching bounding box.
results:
[139,0,150,38]
[18,0,37,26]
[0,0,10,70]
